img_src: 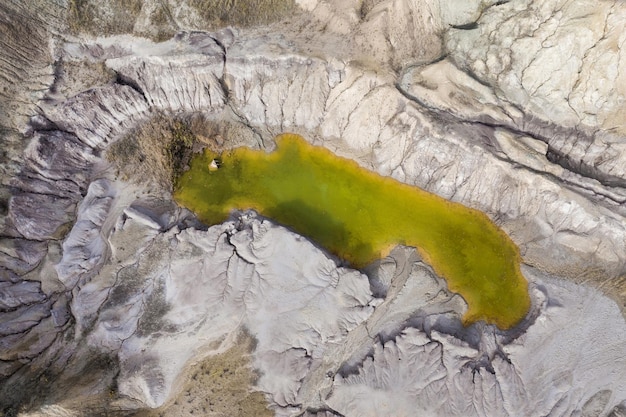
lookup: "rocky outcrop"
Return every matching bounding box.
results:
[326,267,626,417]
[100,211,376,409]
[106,31,228,114]
[0,0,63,132]
[1,0,626,416]
[10,194,626,416]
[445,0,626,188]
[220,33,626,283]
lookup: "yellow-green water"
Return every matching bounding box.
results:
[174,133,530,329]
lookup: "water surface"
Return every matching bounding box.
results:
[175,134,530,329]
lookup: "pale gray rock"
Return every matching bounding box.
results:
[6,183,376,412]
[0,281,46,310]
[438,0,495,27]
[0,238,47,276]
[325,269,626,417]
[0,301,53,337]
[42,84,151,150]
[398,58,524,128]
[36,191,620,417]
[1,0,626,415]
[399,56,626,205]
[106,32,227,114]
[94,211,377,408]
[216,34,626,280]
[24,12,622,288]
[22,131,96,187]
[446,0,626,187]
[296,0,444,68]
[10,131,97,201]
[0,0,62,131]
[55,179,113,289]
[8,193,76,241]
[294,246,467,413]
[224,37,335,133]
[302,411,341,417]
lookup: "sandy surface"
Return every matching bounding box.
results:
[133,331,272,417]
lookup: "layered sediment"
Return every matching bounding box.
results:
[1,0,626,416]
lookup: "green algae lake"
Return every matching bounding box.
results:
[174,133,530,329]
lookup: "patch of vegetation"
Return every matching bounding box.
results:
[52,60,116,98]
[136,277,177,336]
[67,0,296,39]
[146,4,177,42]
[175,133,531,329]
[190,0,296,28]
[168,123,196,181]
[68,0,143,36]
[107,114,261,191]
[106,116,196,190]
[133,331,271,417]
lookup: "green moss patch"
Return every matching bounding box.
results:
[174,133,530,329]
